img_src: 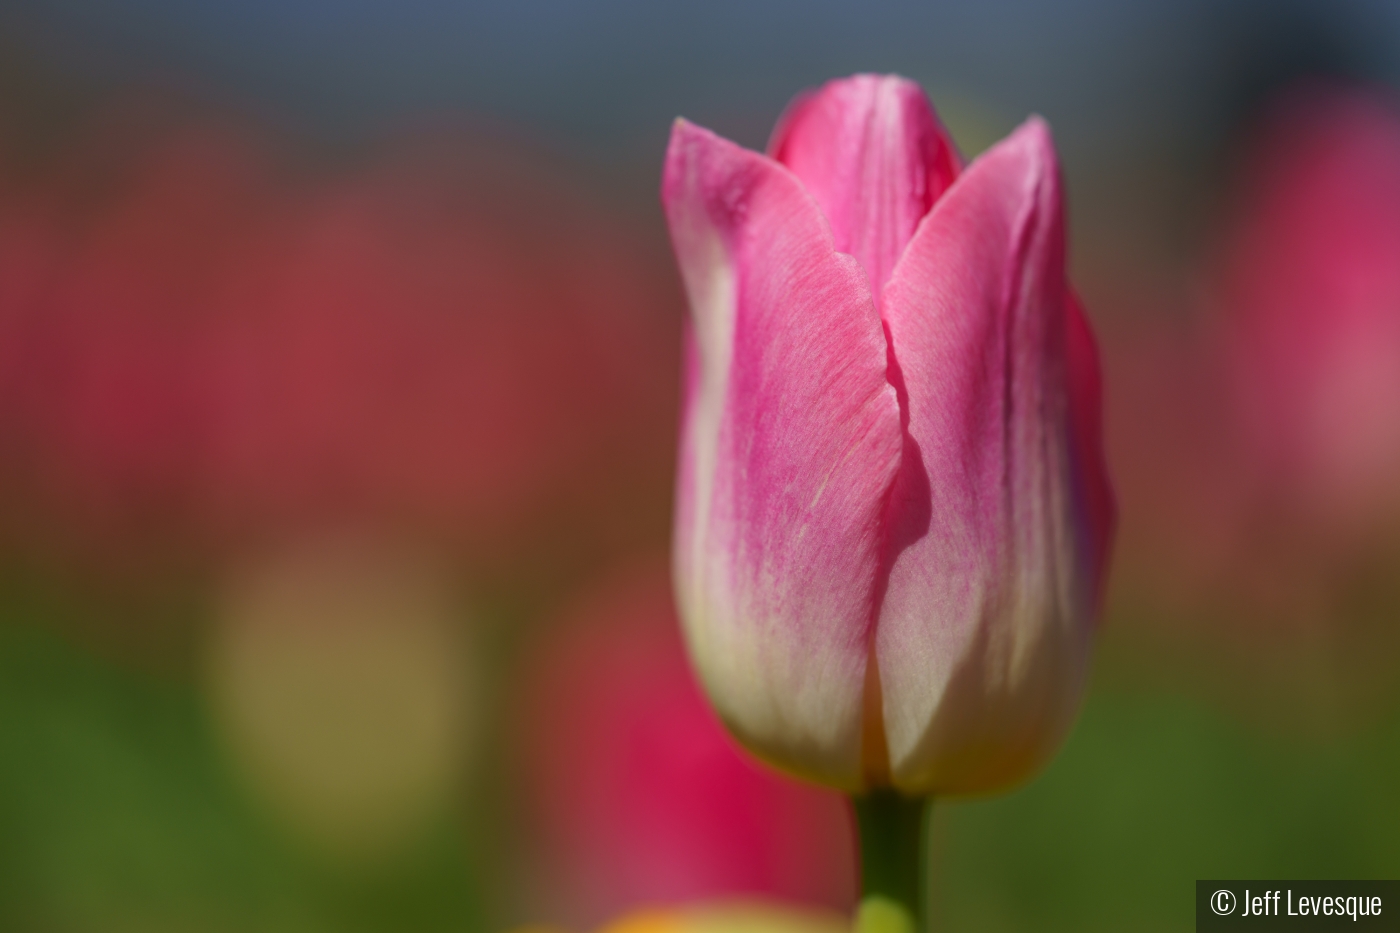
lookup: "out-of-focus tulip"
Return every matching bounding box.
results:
[517,566,855,927]
[1220,83,1400,531]
[0,122,270,559]
[663,74,1113,795]
[196,138,671,557]
[0,111,673,571]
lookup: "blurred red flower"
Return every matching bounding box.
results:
[515,564,856,927]
[0,110,674,570]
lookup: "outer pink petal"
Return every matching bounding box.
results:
[1064,287,1116,611]
[873,118,1113,794]
[663,119,903,789]
[768,74,960,304]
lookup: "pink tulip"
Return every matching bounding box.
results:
[1220,83,1400,530]
[0,114,672,567]
[516,567,855,926]
[663,75,1113,795]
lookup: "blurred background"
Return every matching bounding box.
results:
[1,1,1399,931]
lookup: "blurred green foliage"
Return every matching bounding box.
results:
[0,599,485,933]
[1,580,1397,932]
[936,634,1400,932]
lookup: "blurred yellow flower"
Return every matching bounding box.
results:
[596,902,849,933]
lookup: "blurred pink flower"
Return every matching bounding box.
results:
[515,565,855,927]
[1104,83,1400,652]
[4,124,270,550]
[192,138,671,554]
[1220,83,1400,531]
[0,112,673,566]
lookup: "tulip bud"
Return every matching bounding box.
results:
[663,74,1113,796]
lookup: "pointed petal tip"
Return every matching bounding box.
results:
[1019,113,1052,138]
[769,74,947,157]
[661,118,743,211]
[664,116,710,164]
[996,115,1058,170]
[828,74,956,144]
[828,72,927,100]
[948,113,1062,216]
[669,115,701,139]
[768,73,961,295]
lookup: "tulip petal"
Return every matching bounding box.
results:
[873,118,1112,794]
[768,74,960,304]
[1064,287,1116,610]
[663,119,903,789]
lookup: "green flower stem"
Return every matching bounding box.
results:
[852,791,930,933]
